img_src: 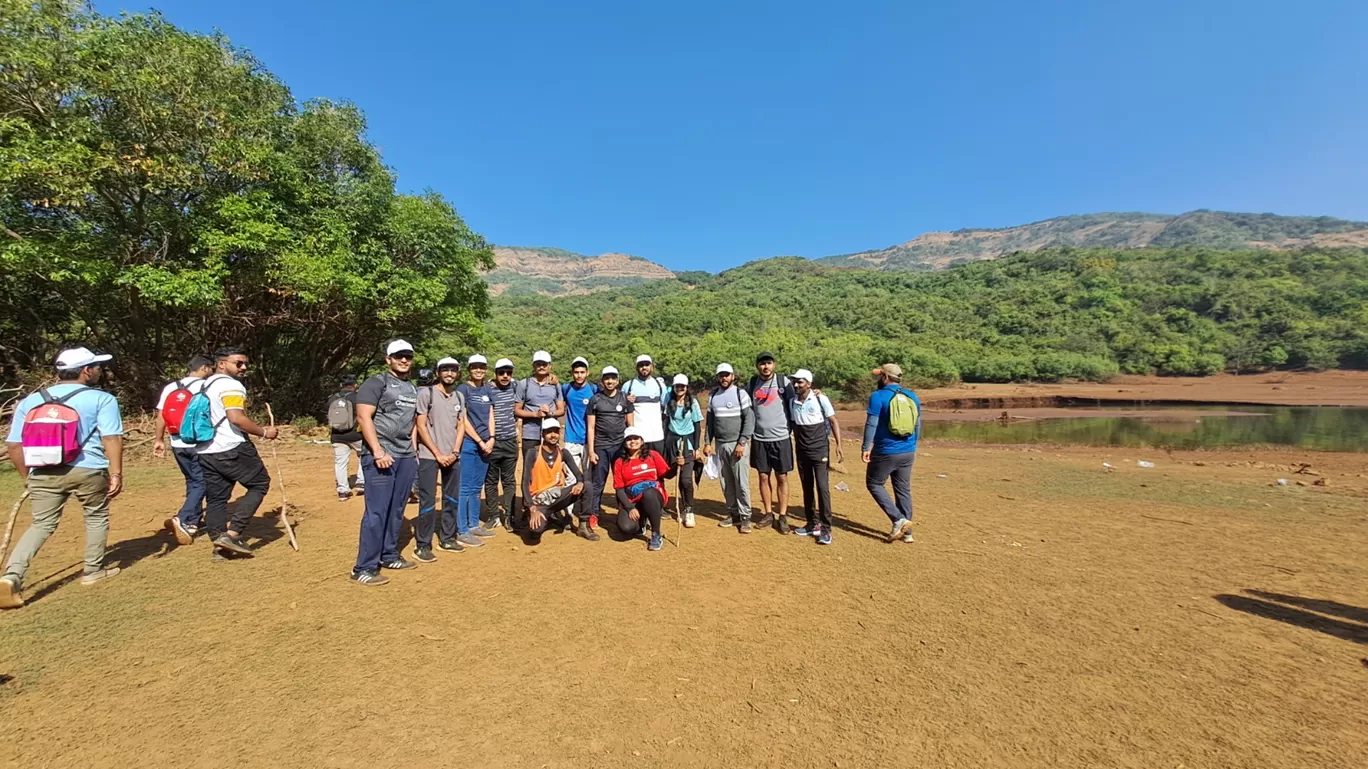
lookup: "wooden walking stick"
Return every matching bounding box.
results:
[675,437,685,549]
[1,491,29,566]
[264,404,299,551]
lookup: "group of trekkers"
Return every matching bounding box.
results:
[1,341,922,603]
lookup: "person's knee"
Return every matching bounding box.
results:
[618,513,640,536]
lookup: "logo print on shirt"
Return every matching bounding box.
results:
[755,387,779,407]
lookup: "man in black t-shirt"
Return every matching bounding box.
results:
[584,366,633,536]
[351,340,420,587]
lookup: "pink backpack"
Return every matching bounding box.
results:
[20,387,88,467]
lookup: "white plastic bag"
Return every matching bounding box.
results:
[703,453,722,481]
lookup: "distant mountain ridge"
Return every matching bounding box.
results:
[818,210,1368,270]
[488,210,1368,294]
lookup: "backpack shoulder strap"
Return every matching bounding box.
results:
[48,386,90,406]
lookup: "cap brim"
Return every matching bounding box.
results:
[90,354,113,363]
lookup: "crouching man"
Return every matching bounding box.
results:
[522,418,585,545]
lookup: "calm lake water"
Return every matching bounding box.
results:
[923,406,1368,452]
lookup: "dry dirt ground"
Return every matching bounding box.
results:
[1,435,1366,768]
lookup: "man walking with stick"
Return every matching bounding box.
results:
[351,340,421,586]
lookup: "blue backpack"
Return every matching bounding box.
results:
[178,375,228,443]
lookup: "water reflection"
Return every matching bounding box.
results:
[923,407,1368,452]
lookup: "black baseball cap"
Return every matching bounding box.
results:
[340,374,357,386]
[755,352,775,364]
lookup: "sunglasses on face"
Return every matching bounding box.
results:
[495,368,513,375]
[391,353,414,361]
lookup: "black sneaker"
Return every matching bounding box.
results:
[351,570,389,586]
[775,516,791,535]
[381,558,417,570]
[501,514,516,533]
[755,513,775,529]
[437,539,465,553]
[412,546,437,564]
[738,519,754,534]
[718,516,735,528]
[212,534,253,556]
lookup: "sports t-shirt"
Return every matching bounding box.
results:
[457,382,493,447]
[416,385,465,459]
[789,391,835,458]
[588,390,630,446]
[8,383,123,469]
[197,374,249,455]
[489,381,518,441]
[514,376,564,440]
[866,384,920,456]
[749,374,794,442]
[157,376,206,450]
[623,375,667,443]
[666,397,703,437]
[356,372,418,458]
[561,381,598,444]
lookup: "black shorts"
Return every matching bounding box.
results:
[750,439,794,474]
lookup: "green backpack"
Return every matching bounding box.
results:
[888,388,920,437]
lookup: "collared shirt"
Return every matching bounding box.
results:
[417,385,465,459]
[515,376,564,440]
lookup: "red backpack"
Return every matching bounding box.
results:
[161,379,203,436]
[20,387,88,467]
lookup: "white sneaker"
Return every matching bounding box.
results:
[683,511,696,528]
[80,567,121,586]
[0,575,22,609]
[887,518,912,543]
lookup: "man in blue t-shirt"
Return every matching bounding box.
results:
[559,356,598,490]
[861,363,921,543]
[3,347,125,608]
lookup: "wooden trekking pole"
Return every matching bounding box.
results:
[675,437,684,549]
[1,491,28,566]
[264,404,299,551]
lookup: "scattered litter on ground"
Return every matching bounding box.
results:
[1102,462,1114,469]
[834,482,850,492]
[936,473,948,478]
[1137,460,1155,468]
[1276,478,1289,486]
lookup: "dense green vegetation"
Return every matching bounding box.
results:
[0,1,492,414]
[481,247,1368,398]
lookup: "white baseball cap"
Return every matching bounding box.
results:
[672,374,689,386]
[436,357,461,370]
[55,347,113,369]
[467,354,488,367]
[532,350,552,364]
[540,418,562,431]
[792,368,814,382]
[635,354,653,365]
[494,357,514,370]
[715,363,734,375]
[624,426,646,440]
[571,356,589,368]
[386,339,414,356]
[601,366,619,376]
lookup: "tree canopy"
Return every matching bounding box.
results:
[0,0,493,414]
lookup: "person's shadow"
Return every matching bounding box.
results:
[1214,590,1368,644]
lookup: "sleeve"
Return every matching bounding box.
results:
[820,394,836,418]
[862,416,879,452]
[96,393,124,437]
[6,394,36,442]
[560,383,570,399]
[615,485,633,510]
[155,383,172,410]
[219,380,247,411]
[553,382,565,402]
[355,376,384,407]
[561,449,584,481]
[739,391,755,440]
[866,391,882,417]
[416,387,432,416]
[514,378,527,404]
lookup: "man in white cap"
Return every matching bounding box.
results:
[704,363,755,533]
[412,356,466,561]
[623,354,668,457]
[560,356,598,482]
[484,357,520,531]
[2,347,125,608]
[350,339,420,586]
[584,365,632,540]
[521,418,585,545]
[456,354,497,547]
[197,346,278,561]
[514,350,565,459]
[789,369,843,545]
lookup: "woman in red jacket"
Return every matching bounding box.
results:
[613,426,678,551]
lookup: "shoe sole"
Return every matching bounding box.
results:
[213,540,253,556]
[0,581,22,609]
[352,575,389,586]
[888,519,914,543]
[436,544,465,553]
[412,553,438,564]
[80,568,120,586]
[166,518,194,546]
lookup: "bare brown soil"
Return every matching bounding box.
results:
[1,435,1365,768]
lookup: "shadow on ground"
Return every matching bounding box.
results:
[1214,590,1368,645]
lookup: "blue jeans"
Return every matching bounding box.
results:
[865,451,915,523]
[354,454,418,573]
[458,447,489,534]
[173,447,206,528]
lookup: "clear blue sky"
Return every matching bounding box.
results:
[99,0,1368,271]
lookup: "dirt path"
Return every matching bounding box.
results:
[1,438,1365,768]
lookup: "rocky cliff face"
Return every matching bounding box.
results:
[485,246,675,296]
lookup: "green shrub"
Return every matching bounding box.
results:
[292,415,320,432]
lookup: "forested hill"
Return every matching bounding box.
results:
[819,211,1368,270]
[480,247,1368,398]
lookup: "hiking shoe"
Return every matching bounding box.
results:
[0,576,22,609]
[457,533,485,548]
[437,539,465,553]
[589,514,599,530]
[717,516,735,528]
[794,525,818,537]
[755,513,775,529]
[337,492,350,502]
[487,516,503,530]
[887,518,913,543]
[351,569,389,586]
[817,528,833,546]
[213,534,253,556]
[80,567,121,586]
[901,528,915,544]
[738,519,753,534]
[776,516,791,535]
[412,546,437,564]
[354,486,366,496]
[550,513,572,533]
[648,532,663,551]
[381,558,417,570]
[501,514,516,532]
[578,523,601,542]
[166,516,194,545]
[683,509,696,528]
[470,525,496,539]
